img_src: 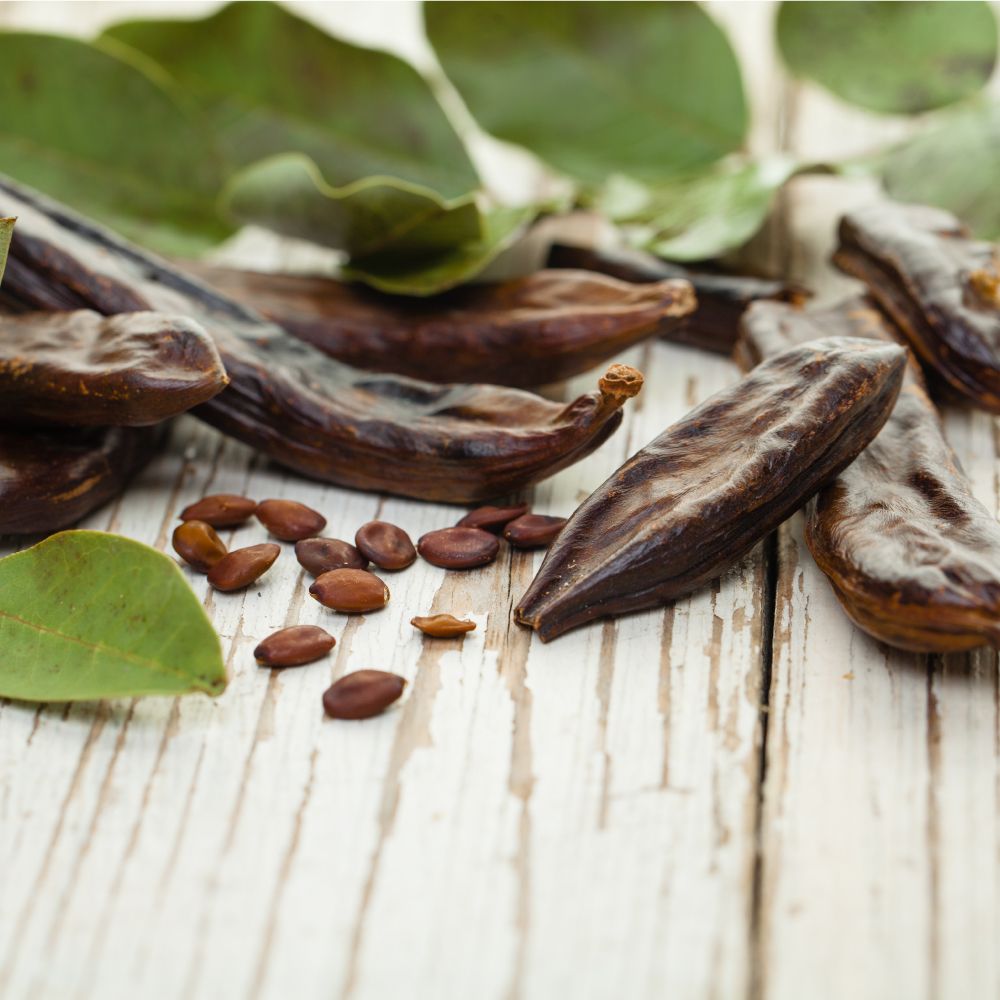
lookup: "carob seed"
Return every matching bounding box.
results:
[354,520,416,570]
[256,499,326,541]
[455,504,529,532]
[180,493,257,527]
[411,614,476,638]
[417,527,500,569]
[309,568,390,612]
[207,542,280,591]
[504,514,567,549]
[295,537,367,576]
[172,520,227,572]
[322,669,406,720]
[254,625,336,667]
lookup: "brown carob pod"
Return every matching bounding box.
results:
[547,242,808,355]
[0,177,644,504]
[207,543,280,591]
[322,670,406,720]
[354,521,416,571]
[515,337,906,641]
[417,527,500,569]
[0,310,226,426]
[184,263,694,387]
[254,625,336,667]
[411,614,477,637]
[835,201,1000,413]
[180,493,257,527]
[456,504,529,532]
[741,295,1000,652]
[256,499,326,541]
[503,514,566,549]
[172,520,227,573]
[295,537,367,575]
[0,423,162,534]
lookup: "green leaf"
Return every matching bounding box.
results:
[221,152,482,259]
[597,157,799,262]
[883,102,1000,239]
[425,1,747,185]
[0,32,231,255]
[344,205,536,296]
[0,217,13,285]
[103,0,478,199]
[776,1,998,115]
[0,531,226,702]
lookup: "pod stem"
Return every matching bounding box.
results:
[597,364,644,416]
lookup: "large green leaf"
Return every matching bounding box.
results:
[0,217,13,285]
[221,152,482,259]
[0,531,226,702]
[103,1,478,199]
[0,32,231,255]
[425,1,747,186]
[598,157,799,262]
[343,205,536,296]
[777,1,998,115]
[883,102,1000,239]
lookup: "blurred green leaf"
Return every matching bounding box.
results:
[103,0,478,199]
[883,102,1000,238]
[425,1,747,186]
[0,32,231,255]
[344,205,536,296]
[777,1,997,115]
[598,157,799,261]
[0,218,13,285]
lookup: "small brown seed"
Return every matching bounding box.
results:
[322,669,406,720]
[411,614,476,638]
[504,513,567,549]
[355,520,416,570]
[417,527,500,569]
[207,542,281,591]
[254,625,336,667]
[256,499,326,541]
[295,537,368,575]
[180,493,257,527]
[309,568,390,612]
[456,504,529,532]
[172,520,227,572]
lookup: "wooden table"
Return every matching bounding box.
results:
[1,3,997,998]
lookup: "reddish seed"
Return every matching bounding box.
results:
[456,504,529,532]
[256,499,326,541]
[417,527,500,569]
[309,568,390,613]
[355,520,416,570]
[322,670,406,720]
[295,537,368,575]
[254,625,336,667]
[172,520,227,572]
[207,542,280,591]
[179,493,257,527]
[411,614,476,638]
[504,513,567,549]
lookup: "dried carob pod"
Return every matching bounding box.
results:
[184,262,694,387]
[0,424,163,534]
[0,176,644,504]
[547,242,807,355]
[835,200,1000,413]
[0,309,227,425]
[741,295,1000,652]
[515,337,906,640]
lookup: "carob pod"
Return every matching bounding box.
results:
[0,310,227,426]
[515,337,906,641]
[183,263,694,388]
[547,242,807,355]
[0,423,162,534]
[835,201,1000,413]
[0,176,644,504]
[740,295,1000,652]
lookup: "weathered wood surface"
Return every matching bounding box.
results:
[0,3,997,999]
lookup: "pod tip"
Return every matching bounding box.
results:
[599,364,644,403]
